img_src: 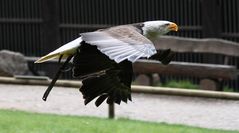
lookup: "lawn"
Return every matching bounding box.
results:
[0,109,238,133]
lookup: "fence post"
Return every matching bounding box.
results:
[201,0,223,68]
[41,0,60,78]
[201,0,222,38]
[41,0,60,55]
[108,103,115,119]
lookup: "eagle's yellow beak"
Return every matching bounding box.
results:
[168,23,178,32]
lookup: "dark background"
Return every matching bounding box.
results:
[0,0,238,89]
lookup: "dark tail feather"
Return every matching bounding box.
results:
[80,69,132,107]
[95,94,108,107]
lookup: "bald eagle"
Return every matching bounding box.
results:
[35,20,178,106]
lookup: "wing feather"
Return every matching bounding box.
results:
[81,25,156,63]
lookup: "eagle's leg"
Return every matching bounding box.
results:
[58,55,63,63]
[42,55,74,101]
[149,49,175,65]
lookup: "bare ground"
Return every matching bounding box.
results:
[0,84,239,130]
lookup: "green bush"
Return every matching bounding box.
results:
[160,80,199,89]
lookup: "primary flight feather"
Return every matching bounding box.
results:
[36,20,178,106]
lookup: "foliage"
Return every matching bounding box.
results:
[223,86,234,92]
[160,80,199,89]
[160,80,235,92]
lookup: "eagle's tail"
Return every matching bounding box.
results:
[34,53,61,63]
[35,37,82,63]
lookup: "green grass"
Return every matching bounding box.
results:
[0,109,238,133]
[223,86,234,92]
[160,80,199,89]
[159,80,235,92]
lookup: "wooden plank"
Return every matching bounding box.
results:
[154,36,239,57]
[221,33,239,38]
[1,76,239,100]
[131,85,239,100]
[179,26,202,31]
[14,75,50,80]
[26,57,238,80]
[26,56,59,63]
[133,60,237,80]
[0,76,81,88]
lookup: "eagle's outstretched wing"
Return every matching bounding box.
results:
[81,25,157,63]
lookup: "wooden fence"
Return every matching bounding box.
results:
[24,36,239,91]
[133,36,239,91]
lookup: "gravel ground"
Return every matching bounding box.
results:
[0,84,239,131]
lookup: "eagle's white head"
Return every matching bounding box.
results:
[142,20,178,41]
